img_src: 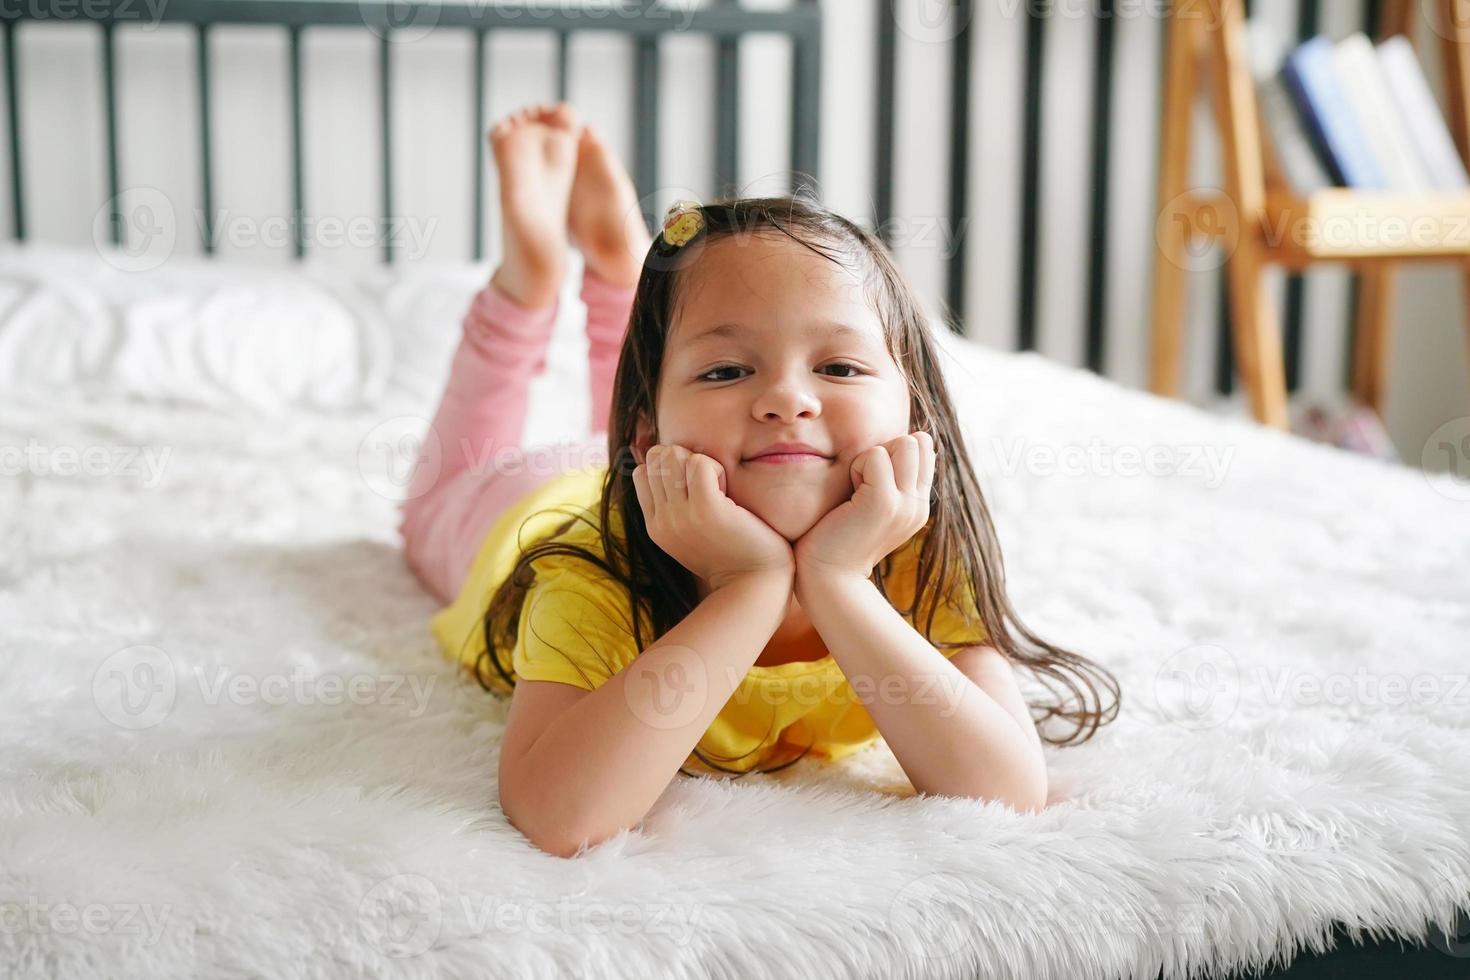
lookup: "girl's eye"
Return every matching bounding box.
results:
[696,363,864,383]
[697,366,746,383]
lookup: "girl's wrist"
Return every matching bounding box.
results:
[793,560,874,605]
[706,564,795,595]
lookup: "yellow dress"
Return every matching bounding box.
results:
[429,464,988,774]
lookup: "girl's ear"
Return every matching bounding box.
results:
[631,413,656,466]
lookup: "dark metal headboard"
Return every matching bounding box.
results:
[0,0,822,265]
[0,0,1397,397]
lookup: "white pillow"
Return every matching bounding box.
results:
[0,243,597,424]
[0,243,395,415]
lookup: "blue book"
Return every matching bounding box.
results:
[1281,36,1389,189]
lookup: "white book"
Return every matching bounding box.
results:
[1246,18,1331,195]
[1376,35,1470,190]
[1259,74,1333,195]
[1333,33,1431,192]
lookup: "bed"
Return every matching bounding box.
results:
[4,237,1469,977]
[3,2,1469,979]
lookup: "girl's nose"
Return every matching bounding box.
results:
[752,380,821,422]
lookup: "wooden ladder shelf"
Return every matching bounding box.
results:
[1150,0,1470,428]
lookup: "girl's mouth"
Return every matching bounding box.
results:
[747,453,830,465]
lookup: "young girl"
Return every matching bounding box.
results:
[400,102,1120,858]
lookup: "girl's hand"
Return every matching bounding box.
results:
[794,431,936,582]
[632,444,795,591]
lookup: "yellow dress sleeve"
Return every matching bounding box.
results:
[510,555,642,691]
[923,576,989,649]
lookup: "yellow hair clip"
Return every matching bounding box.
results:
[660,200,705,248]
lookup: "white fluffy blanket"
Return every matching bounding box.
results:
[3,295,1469,979]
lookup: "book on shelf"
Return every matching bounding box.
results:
[1332,32,1431,192]
[1250,22,1470,197]
[1246,18,1332,195]
[1281,35,1390,190]
[1375,35,1470,190]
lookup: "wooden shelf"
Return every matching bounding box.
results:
[1149,0,1470,429]
[1265,190,1470,263]
[1181,190,1470,265]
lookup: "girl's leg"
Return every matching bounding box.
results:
[582,271,636,437]
[400,109,649,605]
[568,122,650,436]
[398,284,562,605]
[399,103,581,606]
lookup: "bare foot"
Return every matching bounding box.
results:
[568,123,652,289]
[488,103,582,310]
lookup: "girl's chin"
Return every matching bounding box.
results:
[741,499,835,541]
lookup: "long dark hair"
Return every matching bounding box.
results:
[471,194,1121,777]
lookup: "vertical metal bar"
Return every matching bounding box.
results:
[289,25,304,259]
[102,20,121,248]
[1214,283,1234,393]
[1216,0,1258,397]
[1017,2,1047,352]
[556,30,569,103]
[1280,0,1322,394]
[790,13,821,196]
[380,32,393,264]
[1084,0,1117,373]
[873,0,896,242]
[1345,0,1382,390]
[715,15,739,196]
[472,28,485,262]
[634,35,659,227]
[1213,270,1235,393]
[1364,0,1383,38]
[945,0,973,334]
[4,20,24,241]
[196,23,214,255]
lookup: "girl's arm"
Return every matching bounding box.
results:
[796,570,1048,812]
[499,567,793,858]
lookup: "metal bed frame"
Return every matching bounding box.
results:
[0,0,1418,393]
[0,0,822,266]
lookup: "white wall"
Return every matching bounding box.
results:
[2,0,1465,466]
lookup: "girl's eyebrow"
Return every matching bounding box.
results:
[684,320,869,347]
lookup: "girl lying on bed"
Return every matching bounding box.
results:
[398,102,1120,858]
